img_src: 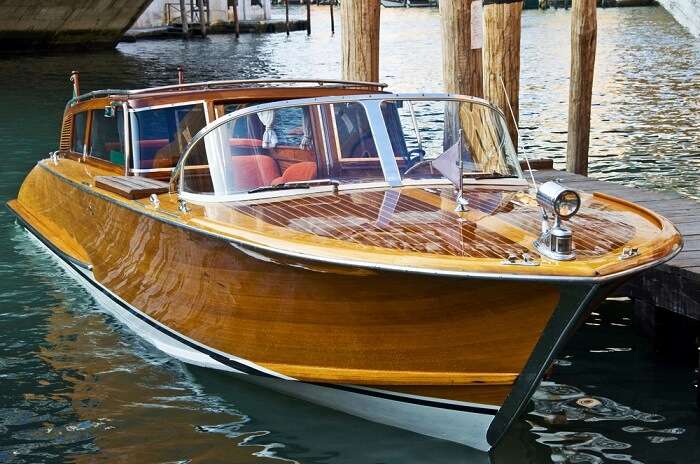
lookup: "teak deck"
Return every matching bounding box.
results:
[533,167,700,322]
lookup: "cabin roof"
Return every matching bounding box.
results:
[66,78,389,112]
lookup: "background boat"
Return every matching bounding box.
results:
[381,0,438,8]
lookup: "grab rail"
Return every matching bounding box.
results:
[66,79,388,107]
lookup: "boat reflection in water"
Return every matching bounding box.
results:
[8,78,682,452]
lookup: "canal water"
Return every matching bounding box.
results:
[0,5,698,463]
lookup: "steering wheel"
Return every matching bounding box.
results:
[347,133,377,158]
[403,147,426,169]
[403,158,433,176]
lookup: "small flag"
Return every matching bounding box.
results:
[431,139,463,189]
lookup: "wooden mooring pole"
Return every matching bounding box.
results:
[482,0,523,148]
[285,0,290,36]
[179,0,189,36]
[330,0,335,35]
[567,0,597,176]
[440,0,483,97]
[340,0,381,82]
[232,0,240,39]
[197,0,207,36]
[306,0,312,35]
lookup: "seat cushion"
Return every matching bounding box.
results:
[230,155,281,191]
[272,161,318,186]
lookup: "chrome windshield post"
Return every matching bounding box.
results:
[122,102,131,176]
[362,100,402,188]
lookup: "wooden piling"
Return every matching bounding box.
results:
[197,0,207,36]
[285,0,290,35]
[567,0,597,176]
[482,0,523,147]
[307,0,311,35]
[440,0,483,97]
[179,0,189,36]
[330,0,335,35]
[232,0,240,39]
[340,0,381,82]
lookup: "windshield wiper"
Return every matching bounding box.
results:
[247,183,312,194]
[472,173,519,180]
[247,179,340,194]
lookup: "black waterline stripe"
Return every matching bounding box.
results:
[10,208,497,416]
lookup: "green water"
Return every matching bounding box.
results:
[0,5,698,463]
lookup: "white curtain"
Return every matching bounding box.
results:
[258,110,278,148]
[204,124,237,195]
[299,108,313,149]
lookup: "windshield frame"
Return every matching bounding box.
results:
[170,93,521,202]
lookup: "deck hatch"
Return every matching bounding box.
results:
[94,176,169,200]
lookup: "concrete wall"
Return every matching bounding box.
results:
[0,0,154,51]
[658,0,700,37]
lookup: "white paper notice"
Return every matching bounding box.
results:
[471,1,483,50]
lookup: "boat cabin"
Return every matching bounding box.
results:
[58,79,387,181]
[59,79,523,203]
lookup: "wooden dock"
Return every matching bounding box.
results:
[531,166,700,325]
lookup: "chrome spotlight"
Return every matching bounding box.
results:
[534,181,581,261]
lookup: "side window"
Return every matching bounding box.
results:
[132,104,207,170]
[333,102,378,158]
[89,108,124,164]
[273,107,309,148]
[72,112,87,154]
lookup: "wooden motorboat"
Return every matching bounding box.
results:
[8,76,682,451]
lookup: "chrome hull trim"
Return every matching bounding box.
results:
[15,223,500,452]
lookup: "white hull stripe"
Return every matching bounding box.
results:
[10,209,499,417]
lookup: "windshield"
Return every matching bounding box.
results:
[177,95,522,199]
[381,99,521,181]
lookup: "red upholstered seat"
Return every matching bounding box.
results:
[272,162,318,186]
[230,155,281,191]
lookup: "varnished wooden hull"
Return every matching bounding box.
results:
[8,163,663,450]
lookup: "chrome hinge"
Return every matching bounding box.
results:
[502,252,540,266]
[149,194,160,209]
[178,198,190,213]
[619,247,640,260]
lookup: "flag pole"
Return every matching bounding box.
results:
[455,129,468,212]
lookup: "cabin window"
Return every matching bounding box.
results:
[72,112,87,154]
[88,108,124,165]
[130,103,207,171]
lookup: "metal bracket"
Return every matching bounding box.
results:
[619,247,640,260]
[149,194,160,209]
[178,198,190,213]
[502,252,540,266]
